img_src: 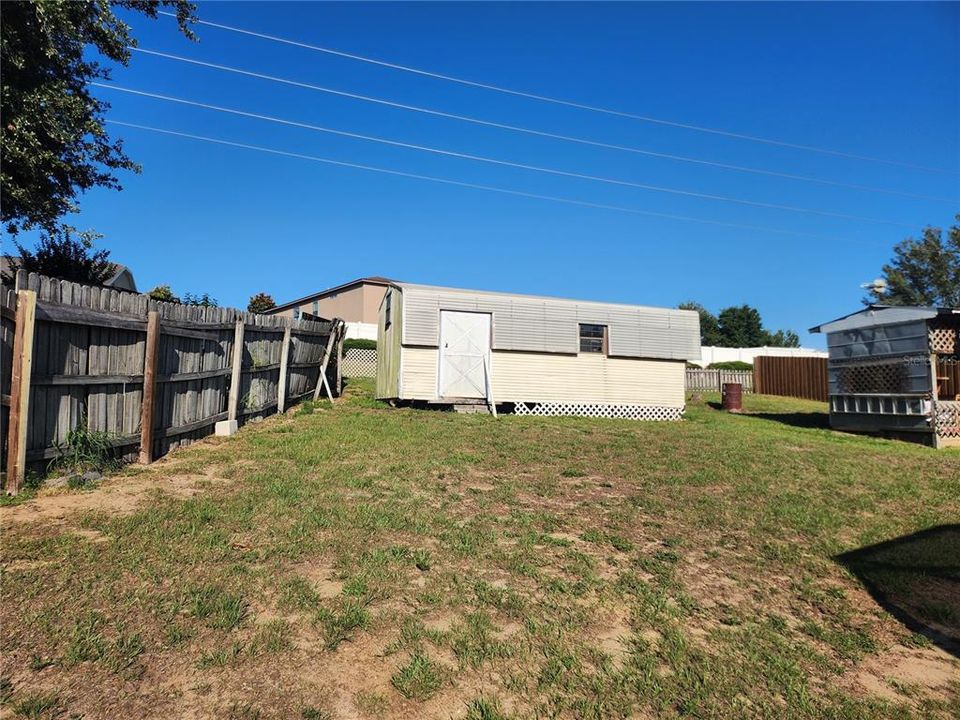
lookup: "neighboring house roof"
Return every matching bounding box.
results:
[810,305,959,334]
[0,257,137,292]
[271,276,393,313]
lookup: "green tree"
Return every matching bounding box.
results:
[247,292,276,313]
[678,301,723,346]
[148,284,179,303]
[182,291,217,307]
[1,0,195,236]
[868,216,960,307]
[765,329,800,348]
[717,305,767,347]
[2,229,114,285]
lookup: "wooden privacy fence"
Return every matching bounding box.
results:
[685,369,754,393]
[2,272,345,494]
[754,355,828,402]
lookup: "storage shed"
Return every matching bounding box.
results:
[810,305,960,448]
[376,283,700,419]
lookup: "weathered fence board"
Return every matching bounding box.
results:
[754,356,829,402]
[2,272,344,493]
[685,368,754,393]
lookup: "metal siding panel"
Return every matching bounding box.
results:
[398,285,700,361]
[826,321,929,360]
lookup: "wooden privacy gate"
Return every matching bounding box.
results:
[1,272,345,494]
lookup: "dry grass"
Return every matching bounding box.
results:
[1,379,958,719]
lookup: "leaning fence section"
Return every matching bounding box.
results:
[754,355,828,402]
[685,369,754,393]
[2,271,345,493]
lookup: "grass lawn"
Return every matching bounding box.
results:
[1,379,958,719]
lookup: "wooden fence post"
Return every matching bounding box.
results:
[277,327,292,413]
[227,319,245,422]
[139,311,160,464]
[5,290,37,494]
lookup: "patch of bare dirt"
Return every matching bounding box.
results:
[851,643,959,705]
[288,558,343,599]
[0,462,234,530]
[592,609,632,669]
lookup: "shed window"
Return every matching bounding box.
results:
[312,300,319,315]
[384,292,392,329]
[293,308,301,320]
[579,324,607,354]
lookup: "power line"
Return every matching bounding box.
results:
[93,83,915,228]
[158,11,958,175]
[107,120,867,243]
[130,47,956,204]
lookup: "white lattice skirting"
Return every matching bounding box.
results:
[342,348,377,377]
[934,401,960,439]
[513,402,684,421]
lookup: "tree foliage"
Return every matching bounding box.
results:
[679,302,800,348]
[247,292,277,313]
[2,229,115,285]
[1,0,195,236]
[868,216,960,307]
[182,291,218,307]
[148,284,179,303]
[147,285,216,306]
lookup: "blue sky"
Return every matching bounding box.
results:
[14,2,960,345]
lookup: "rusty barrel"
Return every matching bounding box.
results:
[721,382,743,412]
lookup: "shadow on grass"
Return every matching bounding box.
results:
[836,524,960,659]
[705,401,831,430]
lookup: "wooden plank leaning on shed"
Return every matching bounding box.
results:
[5,290,37,494]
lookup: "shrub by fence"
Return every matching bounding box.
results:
[2,272,345,494]
[685,368,754,393]
[754,355,828,402]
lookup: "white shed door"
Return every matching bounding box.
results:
[439,311,491,399]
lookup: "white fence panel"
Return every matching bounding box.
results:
[342,348,377,377]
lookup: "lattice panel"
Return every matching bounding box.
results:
[836,362,907,394]
[513,402,683,421]
[341,348,377,377]
[934,401,960,438]
[929,327,958,354]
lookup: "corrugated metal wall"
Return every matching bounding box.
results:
[398,285,699,362]
[826,321,930,359]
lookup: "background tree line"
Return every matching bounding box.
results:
[678,302,800,348]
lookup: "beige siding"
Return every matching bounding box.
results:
[376,287,403,398]
[396,345,684,406]
[491,352,685,406]
[400,347,439,399]
[361,284,389,324]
